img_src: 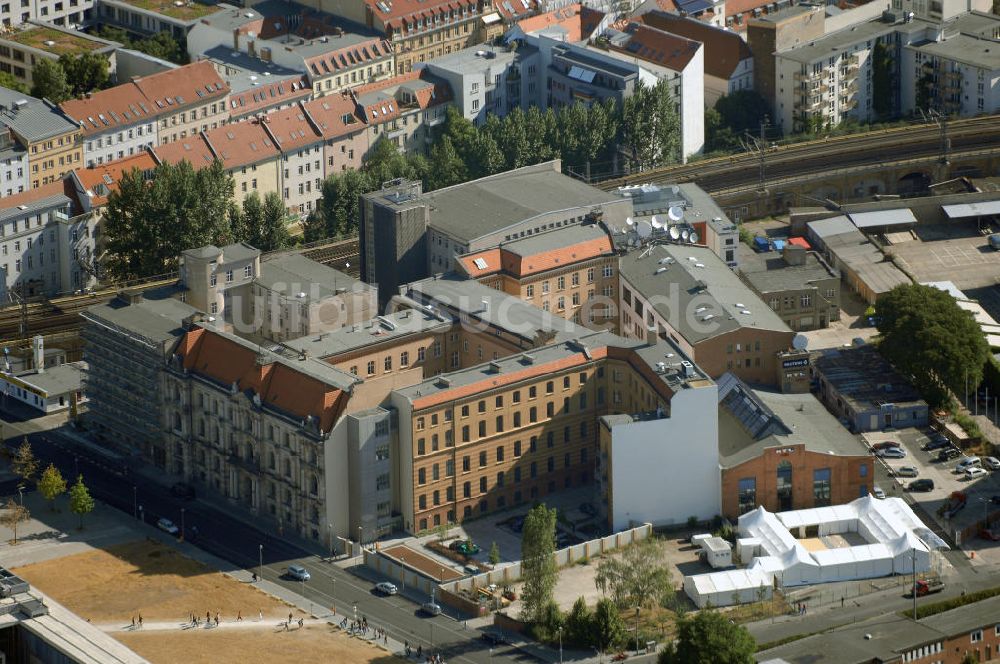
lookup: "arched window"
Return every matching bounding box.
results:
[310,475,318,495]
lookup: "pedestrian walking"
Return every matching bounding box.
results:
[841,596,845,608]
[131,616,136,629]
[259,609,263,622]
[206,611,211,624]
[215,614,220,627]
[288,612,293,624]
[237,610,243,622]
[138,614,143,629]
[284,621,289,632]
[298,618,304,628]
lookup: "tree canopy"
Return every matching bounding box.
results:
[876,283,990,407]
[30,58,70,103]
[659,609,756,664]
[103,159,236,280]
[595,538,673,609]
[69,475,95,529]
[520,503,558,623]
[0,71,28,94]
[95,27,188,65]
[59,52,110,97]
[38,464,67,510]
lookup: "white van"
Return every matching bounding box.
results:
[955,456,981,473]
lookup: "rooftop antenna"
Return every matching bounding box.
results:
[689,230,700,244]
[667,206,684,222]
[637,220,652,239]
[668,225,681,241]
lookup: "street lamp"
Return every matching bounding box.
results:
[17,485,23,507]
[400,554,405,592]
[558,626,563,663]
[180,508,185,542]
[258,544,263,582]
[328,523,334,559]
[358,525,362,550]
[634,607,640,654]
[139,505,144,524]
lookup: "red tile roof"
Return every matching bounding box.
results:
[259,104,323,152]
[130,61,229,115]
[177,327,346,432]
[495,0,537,21]
[516,3,605,42]
[303,37,394,78]
[607,23,701,72]
[352,70,453,113]
[151,135,216,168]
[458,234,613,279]
[367,0,479,32]
[634,11,751,79]
[72,152,157,207]
[227,76,311,120]
[302,93,368,139]
[457,248,503,277]
[203,120,280,169]
[0,180,66,209]
[60,83,157,137]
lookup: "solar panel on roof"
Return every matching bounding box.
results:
[473,257,488,270]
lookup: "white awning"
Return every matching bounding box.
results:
[482,12,502,24]
[849,209,916,229]
[942,200,1000,219]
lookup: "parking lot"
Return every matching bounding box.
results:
[863,428,1000,541]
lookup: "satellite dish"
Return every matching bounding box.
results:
[637,221,652,239]
[792,333,809,350]
[681,229,690,241]
[651,215,662,229]
[667,206,684,222]
[669,226,681,240]
[625,217,635,227]
[689,231,700,244]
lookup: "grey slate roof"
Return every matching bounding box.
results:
[738,249,838,294]
[413,162,620,243]
[15,361,86,396]
[501,222,611,258]
[0,192,70,224]
[812,346,926,411]
[284,308,451,359]
[717,372,867,468]
[403,273,583,344]
[258,252,370,300]
[82,287,196,346]
[619,243,791,344]
[0,89,77,143]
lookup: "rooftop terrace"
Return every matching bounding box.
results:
[3,25,108,55]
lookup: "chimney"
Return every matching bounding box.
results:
[33,335,44,373]
[646,326,659,346]
[681,360,695,378]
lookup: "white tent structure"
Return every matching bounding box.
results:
[682,496,947,608]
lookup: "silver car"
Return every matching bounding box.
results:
[286,565,310,581]
[893,466,919,478]
[420,602,442,616]
[375,582,398,595]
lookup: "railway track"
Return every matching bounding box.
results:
[597,114,1000,194]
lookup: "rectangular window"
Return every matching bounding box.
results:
[813,468,832,507]
[738,478,756,514]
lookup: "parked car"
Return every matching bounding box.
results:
[170,482,196,500]
[923,436,951,451]
[375,582,398,595]
[955,456,982,473]
[872,486,886,499]
[420,602,442,616]
[984,456,1000,471]
[455,541,480,556]
[877,447,906,459]
[937,448,961,462]
[286,565,310,581]
[893,466,919,478]
[156,517,179,535]
[873,441,902,451]
[964,467,989,481]
[907,479,935,492]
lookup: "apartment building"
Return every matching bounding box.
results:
[632,10,754,106]
[739,243,841,331]
[60,81,159,167]
[0,124,28,196]
[67,150,156,215]
[0,0,93,29]
[456,222,620,330]
[353,70,452,155]
[96,0,228,38]
[259,103,326,217]
[360,161,631,308]
[617,243,795,386]
[0,87,82,188]
[717,372,871,519]
[746,5,825,118]
[0,22,117,88]
[0,180,98,296]
[341,0,499,74]
[185,6,395,95]
[177,242,261,322]
[511,3,609,43]
[303,92,370,173]
[132,61,230,144]
[422,43,542,125]
[201,49,313,122]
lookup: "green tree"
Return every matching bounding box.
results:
[592,598,626,653]
[363,136,417,185]
[103,159,235,280]
[69,475,95,530]
[532,600,564,642]
[871,40,895,120]
[136,31,187,64]
[489,541,501,566]
[317,168,373,238]
[59,52,109,97]
[520,503,558,623]
[38,464,67,511]
[960,653,980,664]
[302,208,327,243]
[565,597,593,647]
[30,58,70,103]
[620,80,680,170]
[0,71,28,94]
[714,90,771,139]
[258,191,291,251]
[12,438,39,486]
[876,284,990,407]
[704,107,739,153]
[659,609,755,664]
[0,498,30,544]
[594,538,674,609]
[426,136,467,191]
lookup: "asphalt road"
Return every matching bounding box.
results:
[0,416,544,664]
